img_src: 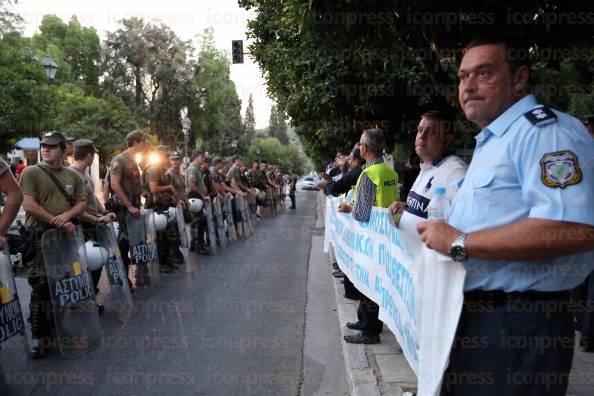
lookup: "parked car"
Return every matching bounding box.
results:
[301,175,319,190]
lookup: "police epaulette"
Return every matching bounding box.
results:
[524,107,557,126]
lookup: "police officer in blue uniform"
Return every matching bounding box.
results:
[417,36,594,395]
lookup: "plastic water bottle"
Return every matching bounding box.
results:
[427,187,449,221]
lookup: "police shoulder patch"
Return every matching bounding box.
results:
[540,150,582,189]
[524,107,557,126]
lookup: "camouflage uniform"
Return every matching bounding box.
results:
[109,151,142,269]
[145,152,180,269]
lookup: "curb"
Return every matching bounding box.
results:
[317,193,417,396]
[332,273,382,396]
[316,192,381,396]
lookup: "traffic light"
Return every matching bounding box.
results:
[232,40,244,64]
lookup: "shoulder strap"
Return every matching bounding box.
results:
[36,164,75,207]
[524,107,557,126]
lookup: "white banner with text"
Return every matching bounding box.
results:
[323,196,466,396]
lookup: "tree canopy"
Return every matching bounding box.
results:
[1,14,292,164]
[268,104,289,145]
[101,17,198,146]
[246,137,311,174]
[239,0,594,167]
[191,28,245,156]
[244,93,256,144]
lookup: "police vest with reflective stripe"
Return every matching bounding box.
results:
[354,162,398,209]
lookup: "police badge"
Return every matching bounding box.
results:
[540,150,582,189]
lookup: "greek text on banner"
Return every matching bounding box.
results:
[324,196,466,396]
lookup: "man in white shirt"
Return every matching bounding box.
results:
[390,111,467,233]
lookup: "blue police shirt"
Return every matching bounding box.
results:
[449,94,594,292]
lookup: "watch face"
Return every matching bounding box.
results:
[451,245,467,262]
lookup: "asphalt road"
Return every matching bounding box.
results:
[1,190,329,396]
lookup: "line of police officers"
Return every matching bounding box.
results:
[0,129,290,359]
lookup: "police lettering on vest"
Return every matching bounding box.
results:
[354,162,398,208]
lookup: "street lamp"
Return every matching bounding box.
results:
[181,115,192,167]
[41,55,59,81]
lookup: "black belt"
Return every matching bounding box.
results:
[464,289,570,307]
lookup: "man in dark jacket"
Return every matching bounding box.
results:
[324,147,365,196]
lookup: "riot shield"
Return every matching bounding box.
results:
[248,192,257,227]
[246,195,255,233]
[247,192,256,231]
[175,203,193,272]
[176,203,190,250]
[271,187,277,216]
[214,197,228,248]
[204,200,218,255]
[239,197,252,238]
[0,247,31,394]
[275,186,281,212]
[95,223,134,323]
[126,209,161,295]
[223,195,237,242]
[0,246,25,345]
[41,228,102,358]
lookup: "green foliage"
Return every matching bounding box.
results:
[240,0,594,166]
[246,137,309,174]
[268,104,289,145]
[101,17,197,146]
[244,93,256,144]
[51,88,137,165]
[0,10,314,171]
[0,0,22,36]
[32,15,101,95]
[192,28,244,156]
[0,14,137,159]
[0,31,52,152]
[568,89,594,120]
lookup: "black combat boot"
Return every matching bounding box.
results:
[29,286,51,359]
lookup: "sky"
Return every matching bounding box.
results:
[13,0,274,128]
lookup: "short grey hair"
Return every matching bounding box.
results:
[360,128,385,156]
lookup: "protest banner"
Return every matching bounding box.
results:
[324,196,466,396]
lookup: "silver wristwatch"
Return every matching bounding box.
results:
[449,232,468,262]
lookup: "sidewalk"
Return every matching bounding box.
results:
[316,193,594,396]
[315,193,416,396]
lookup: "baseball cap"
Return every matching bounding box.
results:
[583,114,594,125]
[40,131,66,146]
[73,139,99,156]
[170,151,181,160]
[66,137,76,144]
[155,145,170,155]
[126,130,147,142]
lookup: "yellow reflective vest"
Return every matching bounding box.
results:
[354,162,398,209]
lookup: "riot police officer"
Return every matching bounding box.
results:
[167,151,189,262]
[185,151,210,254]
[288,170,297,209]
[144,146,181,273]
[0,158,22,251]
[167,151,187,204]
[108,130,146,281]
[19,131,86,358]
[70,140,116,299]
